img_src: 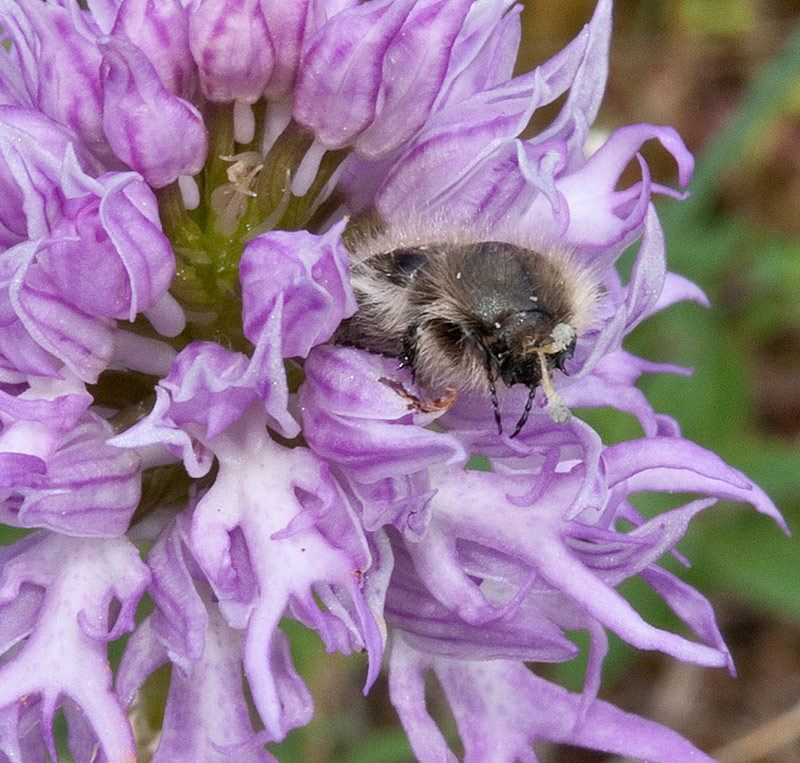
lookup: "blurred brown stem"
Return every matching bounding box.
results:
[713,699,800,763]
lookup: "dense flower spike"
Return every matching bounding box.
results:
[0,0,786,761]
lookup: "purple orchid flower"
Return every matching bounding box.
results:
[0,0,787,761]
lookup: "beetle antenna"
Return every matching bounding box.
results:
[510,386,536,438]
[477,342,502,434]
[488,374,502,434]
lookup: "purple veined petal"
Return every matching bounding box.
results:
[146,510,209,665]
[437,382,604,475]
[245,309,301,439]
[374,119,516,225]
[434,0,520,108]
[0,106,102,248]
[416,3,610,221]
[0,344,57,384]
[641,563,732,670]
[0,533,45,654]
[431,137,572,236]
[0,0,110,162]
[0,115,173,369]
[308,0,362,26]
[449,576,614,716]
[520,528,729,668]
[497,426,607,522]
[0,105,100,167]
[0,115,76,242]
[381,136,568,235]
[261,0,310,100]
[603,436,789,532]
[39,170,176,321]
[85,0,126,34]
[117,600,280,762]
[110,335,298,458]
[562,374,661,436]
[651,270,710,315]
[9,247,115,383]
[0,373,92,487]
[293,0,415,150]
[570,499,717,586]
[0,43,34,111]
[240,218,356,357]
[576,204,666,373]
[0,252,66,382]
[57,0,106,38]
[401,463,730,667]
[389,637,717,763]
[331,150,399,217]
[534,124,695,253]
[158,342,262,440]
[339,467,438,537]
[299,346,427,423]
[189,409,382,741]
[109,385,215,479]
[532,0,612,169]
[99,35,208,188]
[0,1,39,106]
[300,345,467,484]
[110,0,197,99]
[3,412,141,536]
[153,601,280,763]
[178,337,297,440]
[589,347,693,389]
[373,0,614,221]
[374,23,591,222]
[397,465,587,627]
[514,138,571,227]
[385,539,579,662]
[261,0,362,102]
[188,0,276,104]
[0,531,150,762]
[114,615,170,711]
[94,174,175,321]
[353,0,473,159]
[560,346,692,436]
[112,331,295,454]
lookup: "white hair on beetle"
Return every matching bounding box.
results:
[335,213,603,435]
[346,214,601,334]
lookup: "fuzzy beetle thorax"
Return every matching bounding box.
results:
[333,233,599,436]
